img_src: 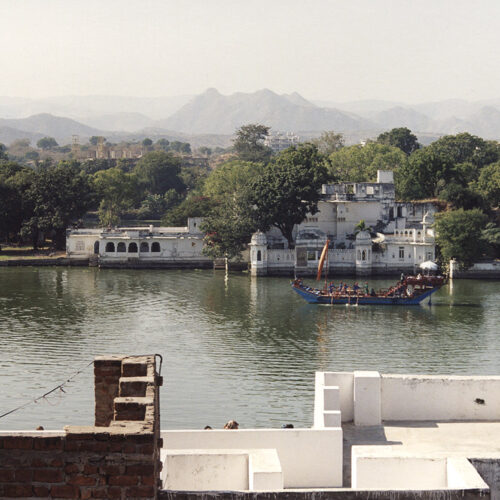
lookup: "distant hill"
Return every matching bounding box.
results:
[80,112,155,132]
[0,114,103,144]
[1,91,499,146]
[160,88,373,134]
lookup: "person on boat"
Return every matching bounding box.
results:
[364,282,369,295]
[353,282,360,294]
[370,288,376,297]
[343,283,349,293]
[328,282,335,294]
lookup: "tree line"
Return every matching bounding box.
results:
[1,125,499,267]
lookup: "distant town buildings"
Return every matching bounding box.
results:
[263,131,301,152]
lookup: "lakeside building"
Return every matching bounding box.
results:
[67,170,437,276]
[66,218,212,268]
[250,170,438,276]
[1,353,499,498]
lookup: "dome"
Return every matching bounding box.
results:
[250,231,267,246]
[355,230,371,242]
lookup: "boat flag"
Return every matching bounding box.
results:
[316,240,330,281]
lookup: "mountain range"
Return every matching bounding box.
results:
[0,89,499,147]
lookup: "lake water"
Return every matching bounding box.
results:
[0,267,498,431]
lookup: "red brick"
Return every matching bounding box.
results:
[100,464,122,475]
[141,475,155,486]
[106,486,123,498]
[78,441,109,452]
[51,457,64,467]
[33,485,50,497]
[31,457,48,467]
[108,474,139,486]
[126,485,155,497]
[83,464,99,474]
[33,468,63,482]
[137,444,154,454]
[3,437,33,450]
[90,487,109,498]
[68,474,96,486]
[0,469,15,481]
[3,484,33,497]
[14,468,32,482]
[126,464,154,475]
[81,488,92,500]
[33,436,63,450]
[50,484,79,498]
[64,463,80,474]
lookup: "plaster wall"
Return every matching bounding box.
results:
[161,428,343,488]
[323,372,354,422]
[352,449,488,491]
[164,451,249,491]
[381,374,500,421]
[352,454,447,489]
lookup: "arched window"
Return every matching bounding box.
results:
[357,250,361,260]
[140,242,149,252]
[257,250,262,261]
[105,242,115,252]
[128,242,138,253]
[117,242,126,252]
[94,241,100,254]
[151,242,161,252]
[362,250,366,261]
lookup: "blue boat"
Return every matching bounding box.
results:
[291,275,445,306]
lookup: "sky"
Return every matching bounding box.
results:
[0,0,499,103]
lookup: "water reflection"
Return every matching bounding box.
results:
[0,268,498,431]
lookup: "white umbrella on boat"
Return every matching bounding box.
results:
[420,260,438,271]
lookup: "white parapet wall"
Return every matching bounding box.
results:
[316,371,500,424]
[352,447,489,490]
[381,374,500,421]
[161,428,343,489]
[162,448,283,491]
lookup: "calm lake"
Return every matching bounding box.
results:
[0,267,499,431]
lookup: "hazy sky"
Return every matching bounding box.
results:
[1,0,499,103]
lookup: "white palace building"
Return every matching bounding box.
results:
[67,170,437,276]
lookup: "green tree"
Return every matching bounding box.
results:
[481,222,500,258]
[328,143,407,183]
[311,131,345,155]
[198,146,212,156]
[89,136,106,146]
[434,208,488,268]
[21,163,92,249]
[162,196,217,227]
[0,143,8,160]
[199,160,263,259]
[142,138,153,147]
[93,168,139,227]
[170,141,192,154]
[201,198,257,260]
[156,138,170,151]
[250,143,327,247]
[134,151,184,195]
[233,124,272,163]
[36,137,58,150]
[203,160,263,200]
[428,133,499,168]
[472,162,500,208]
[398,147,455,200]
[377,127,420,155]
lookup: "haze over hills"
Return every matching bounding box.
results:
[0,89,499,147]
[160,88,373,134]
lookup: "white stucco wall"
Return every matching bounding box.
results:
[161,428,343,488]
[316,371,500,424]
[352,449,488,490]
[381,374,500,421]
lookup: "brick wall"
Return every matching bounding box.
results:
[0,354,162,499]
